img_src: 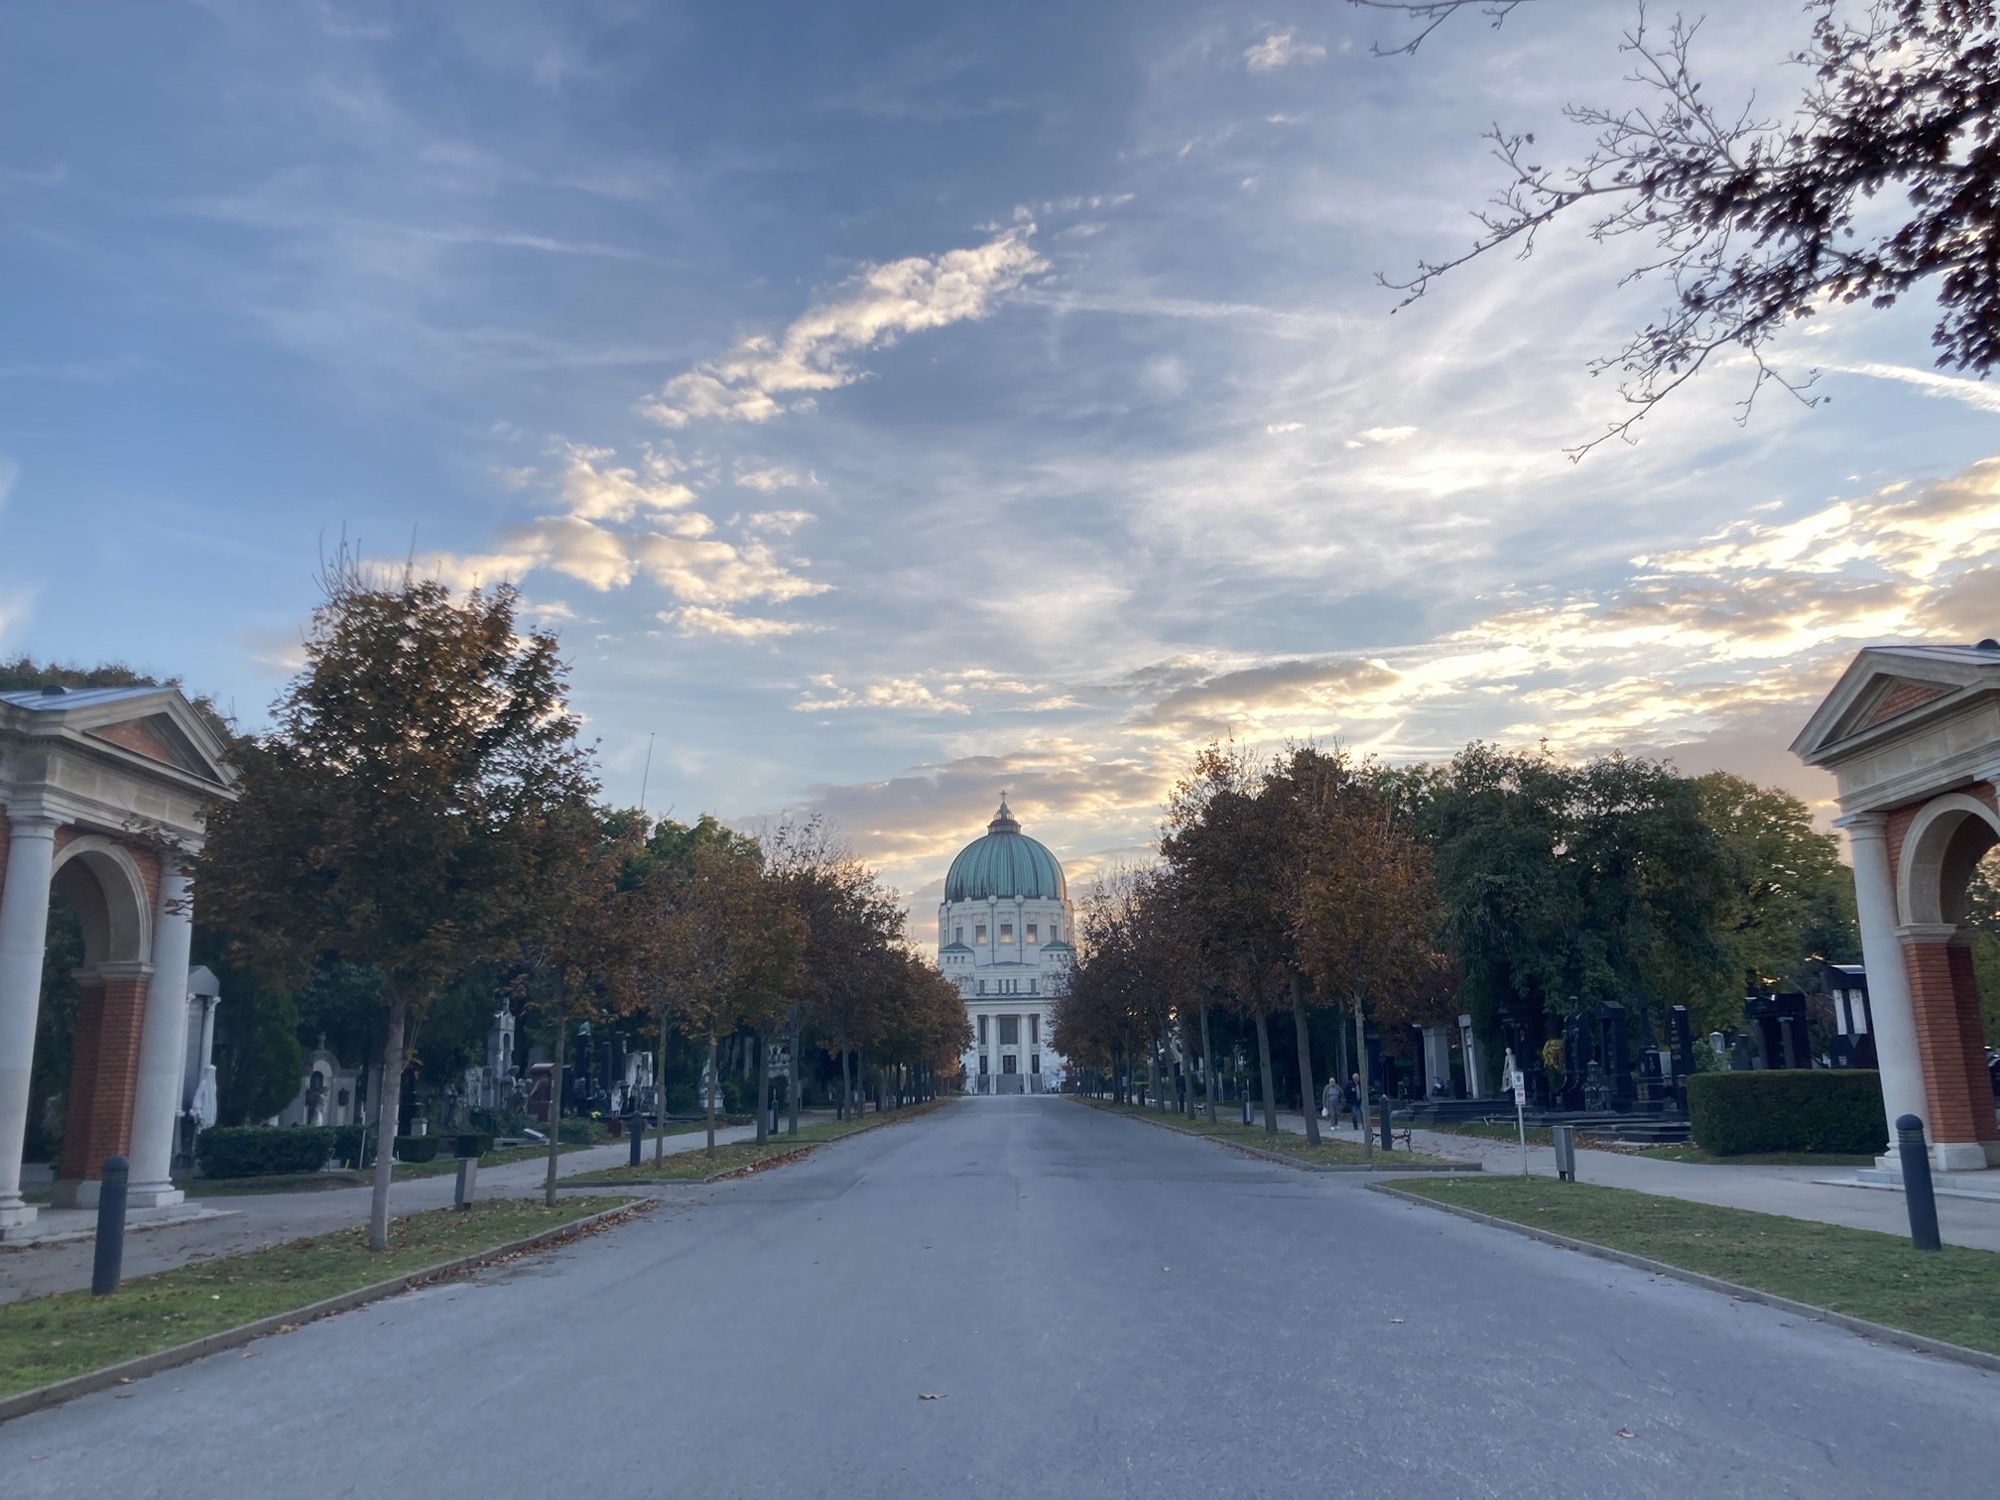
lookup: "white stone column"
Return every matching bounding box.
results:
[1840,812,1926,1157]
[0,814,59,1232]
[126,864,194,1207]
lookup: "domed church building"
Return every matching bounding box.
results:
[937,797,1072,1093]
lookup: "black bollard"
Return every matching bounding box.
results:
[628,1114,643,1168]
[1896,1114,1942,1252]
[1378,1098,1393,1153]
[91,1156,129,1297]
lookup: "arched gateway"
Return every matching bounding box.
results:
[1794,643,2000,1175]
[0,684,235,1235]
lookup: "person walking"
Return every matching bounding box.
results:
[1322,1076,1340,1127]
[1346,1072,1363,1131]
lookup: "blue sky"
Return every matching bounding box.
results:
[6,1,2000,903]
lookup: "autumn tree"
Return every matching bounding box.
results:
[516,803,647,1206]
[1287,750,1450,1161]
[1363,1,2000,451]
[197,560,596,1250]
[653,839,804,1155]
[1162,745,1298,1136]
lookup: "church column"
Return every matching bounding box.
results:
[0,813,59,1232]
[1839,811,1928,1159]
[128,863,195,1206]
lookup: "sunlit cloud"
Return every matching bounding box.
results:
[642,228,1047,428]
[1243,31,1326,73]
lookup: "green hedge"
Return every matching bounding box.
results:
[195,1126,336,1178]
[393,1134,443,1163]
[1688,1070,1883,1155]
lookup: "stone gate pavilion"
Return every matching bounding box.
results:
[0,685,235,1235]
[937,798,1072,1092]
[1794,642,2000,1179]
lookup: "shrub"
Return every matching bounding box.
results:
[196,1125,336,1178]
[1688,1070,1883,1155]
[331,1124,369,1168]
[555,1119,599,1145]
[393,1134,443,1163]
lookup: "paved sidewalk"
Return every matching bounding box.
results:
[0,1118,792,1303]
[1261,1108,2000,1251]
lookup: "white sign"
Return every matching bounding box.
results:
[1509,1070,1525,1093]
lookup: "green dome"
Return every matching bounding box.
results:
[944,798,1067,903]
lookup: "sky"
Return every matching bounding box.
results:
[5,1,2000,911]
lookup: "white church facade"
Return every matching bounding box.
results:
[937,798,1071,1093]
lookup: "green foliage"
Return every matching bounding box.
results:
[557,1118,600,1144]
[26,896,85,1161]
[1688,1070,1884,1156]
[213,989,304,1126]
[196,1126,336,1178]
[331,1124,372,1168]
[393,1134,443,1163]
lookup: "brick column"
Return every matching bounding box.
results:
[1898,925,2000,1172]
[55,962,152,1208]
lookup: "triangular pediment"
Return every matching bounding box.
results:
[70,690,236,790]
[1792,644,2000,766]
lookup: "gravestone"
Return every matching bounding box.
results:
[1598,1002,1633,1110]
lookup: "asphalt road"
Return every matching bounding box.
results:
[3,1097,1996,1498]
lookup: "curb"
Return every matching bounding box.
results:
[1075,1098,1481,1174]
[0,1199,652,1426]
[558,1098,956,1189]
[1368,1183,2000,1377]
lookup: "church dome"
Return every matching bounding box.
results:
[944,797,1067,902]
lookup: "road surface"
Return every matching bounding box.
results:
[3,1096,1994,1497]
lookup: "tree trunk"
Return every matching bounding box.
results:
[367,997,408,1252]
[1253,1009,1278,1136]
[1354,989,1373,1165]
[655,1005,669,1169]
[856,1048,866,1113]
[787,1017,802,1136]
[840,1044,854,1122]
[1291,973,1320,1146]
[755,1028,770,1146]
[1199,998,1218,1124]
[544,1012,567,1208]
[704,1034,718,1156]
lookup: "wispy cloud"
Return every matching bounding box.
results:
[1243,31,1326,73]
[643,228,1047,428]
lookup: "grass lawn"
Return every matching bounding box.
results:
[565,1101,950,1185]
[1079,1098,1456,1168]
[1392,1176,2000,1356]
[0,1196,633,1398]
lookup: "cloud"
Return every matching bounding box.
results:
[746,509,814,534]
[419,447,825,605]
[1265,420,1304,434]
[1131,656,1405,736]
[663,606,810,638]
[1827,361,2000,415]
[1243,31,1326,72]
[734,463,810,492]
[1345,425,1418,448]
[642,228,1046,427]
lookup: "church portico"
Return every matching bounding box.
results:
[1795,645,2000,1174]
[0,686,233,1234]
[938,798,1071,1093]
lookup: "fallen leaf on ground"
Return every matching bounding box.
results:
[1389,1317,1404,1324]
[114,1394,133,1401]
[241,1351,258,1359]
[1617,1429,1635,1439]
[920,1393,945,1400]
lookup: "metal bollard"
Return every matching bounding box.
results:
[454,1155,478,1210]
[1896,1114,1942,1252]
[1552,1123,1577,1182]
[628,1115,644,1168]
[1241,1093,1253,1126]
[92,1156,129,1296]
[1379,1098,1393,1153]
